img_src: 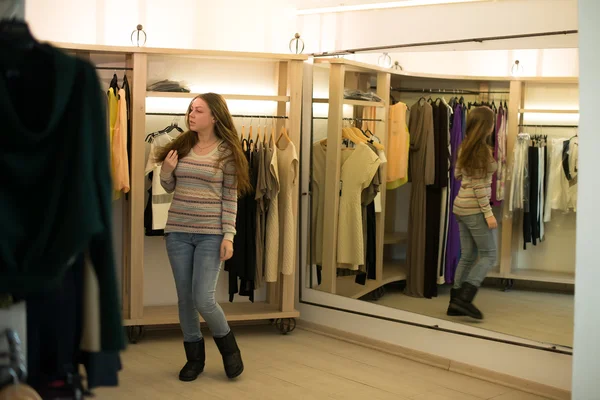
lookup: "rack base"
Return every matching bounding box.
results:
[124,302,299,327]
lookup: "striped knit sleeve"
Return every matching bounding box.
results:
[222,156,238,242]
[159,168,176,193]
[472,176,493,218]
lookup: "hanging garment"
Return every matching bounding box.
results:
[544,138,578,220]
[311,141,327,266]
[277,137,299,277]
[107,88,118,188]
[491,107,502,205]
[264,143,281,282]
[424,100,449,298]
[386,102,410,190]
[524,145,538,248]
[144,133,178,230]
[496,108,508,202]
[254,142,267,289]
[337,143,381,268]
[0,44,124,390]
[112,88,130,198]
[538,146,545,241]
[362,144,383,281]
[444,103,464,284]
[225,140,257,301]
[122,75,132,165]
[509,137,530,212]
[437,99,453,284]
[405,101,435,297]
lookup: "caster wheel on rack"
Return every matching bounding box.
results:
[274,318,296,335]
[371,286,386,301]
[502,279,514,292]
[127,325,145,344]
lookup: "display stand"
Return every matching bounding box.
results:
[312,58,406,298]
[55,42,307,342]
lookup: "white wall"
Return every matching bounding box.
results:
[572,0,599,398]
[351,48,579,77]
[298,0,578,53]
[25,0,298,53]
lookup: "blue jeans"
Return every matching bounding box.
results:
[453,213,498,289]
[165,233,231,342]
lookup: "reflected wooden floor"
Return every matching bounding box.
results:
[366,285,574,347]
[94,325,551,400]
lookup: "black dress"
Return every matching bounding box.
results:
[423,100,449,298]
[225,139,257,302]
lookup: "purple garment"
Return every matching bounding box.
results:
[445,104,463,284]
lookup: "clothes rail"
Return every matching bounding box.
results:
[313,30,578,57]
[313,117,383,121]
[96,66,134,71]
[146,112,288,119]
[391,87,510,95]
[519,124,579,128]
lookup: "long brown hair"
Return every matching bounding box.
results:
[155,93,251,195]
[457,106,495,177]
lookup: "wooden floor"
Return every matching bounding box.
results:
[367,285,574,347]
[93,325,551,400]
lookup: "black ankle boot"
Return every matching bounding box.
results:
[214,331,244,379]
[179,339,205,381]
[447,288,466,316]
[450,283,483,320]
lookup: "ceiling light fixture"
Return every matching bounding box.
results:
[297,0,491,15]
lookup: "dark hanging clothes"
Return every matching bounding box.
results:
[523,146,535,249]
[23,257,121,395]
[122,75,132,167]
[225,141,257,302]
[405,100,435,298]
[0,42,125,393]
[424,101,449,298]
[365,202,377,280]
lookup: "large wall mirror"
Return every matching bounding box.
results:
[300,56,577,351]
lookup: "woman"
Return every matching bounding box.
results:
[157,93,251,382]
[447,106,498,320]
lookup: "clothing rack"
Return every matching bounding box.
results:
[519,124,579,128]
[313,117,383,121]
[312,29,578,57]
[392,88,510,95]
[146,112,288,119]
[96,66,134,71]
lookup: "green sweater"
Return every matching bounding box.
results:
[0,44,125,352]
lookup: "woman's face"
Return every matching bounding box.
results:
[188,97,215,133]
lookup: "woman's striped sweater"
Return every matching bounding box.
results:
[453,159,498,219]
[160,142,238,242]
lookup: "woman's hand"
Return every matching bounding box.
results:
[486,215,498,230]
[220,239,234,261]
[162,150,179,174]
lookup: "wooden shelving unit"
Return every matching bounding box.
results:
[312,59,402,298]
[58,43,307,342]
[147,92,291,102]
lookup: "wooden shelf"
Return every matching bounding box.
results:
[506,269,575,285]
[147,92,290,102]
[336,262,407,299]
[519,109,579,114]
[54,41,308,61]
[384,232,408,245]
[123,302,300,326]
